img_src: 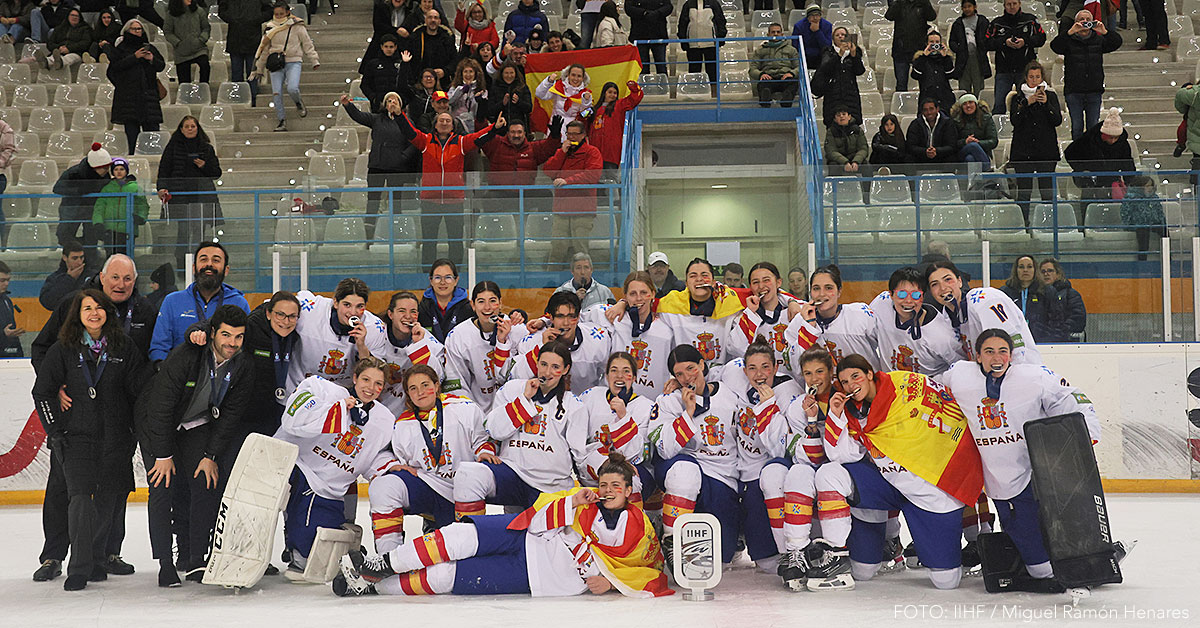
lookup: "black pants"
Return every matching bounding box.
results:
[1142,0,1169,47]
[1012,160,1056,225]
[757,77,797,107]
[40,451,129,563]
[116,1,164,29]
[169,202,218,268]
[123,121,161,155]
[637,43,667,75]
[62,445,125,578]
[177,55,211,84]
[686,47,718,84]
[100,229,129,258]
[146,423,221,567]
[419,200,464,267]
[366,169,408,240]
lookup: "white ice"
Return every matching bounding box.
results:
[1,494,1198,628]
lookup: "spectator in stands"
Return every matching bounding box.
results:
[546,30,573,52]
[150,241,249,362]
[418,258,474,342]
[89,9,122,61]
[106,19,164,153]
[677,0,725,84]
[1051,10,1122,140]
[949,0,991,97]
[985,0,1045,115]
[252,1,320,132]
[157,116,222,269]
[92,157,149,257]
[536,64,593,136]
[1000,254,1063,342]
[527,27,545,50]
[360,36,413,113]
[721,262,744,288]
[811,26,863,126]
[1138,0,1168,50]
[786,267,808,299]
[454,0,498,56]
[1177,83,1200,184]
[911,30,956,114]
[340,92,418,239]
[0,0,32,44]
[627,0,672,75]
[163,0,210,84]
[53,143,110,257]
[824,105,869,175]
[1063,107,1136,223]
[1038,257,1086,341]
[28,0,72,44]
[504,0,548,44]
[40,241,89,311]
[486,61,533,124]
[481,114,559,213]
[484,39,527,78]
[449,58,488,132]
[906,97,959,170]
[556,252,615,310]
[949,93,997,171]
[792,3,831,70]
[361,0,416,70]
[752,23,800,109]
[0,261,22,357]
[220,0,271,107]
[645,254,684,300]
[409,67,442,118]
[918,240,971,287]
[114,0,164,30]
[595,0,626,47]
[145,262,176,310]
[544,120,604,264]
[1118,0,1143,29]
[870,114,908,176]
[585,80,643,173]
[399,0,447,34]
[1120,174,1167,261]
[472,40,495,80]
[418,91,467,134]
[885,0,936,91]
[1008,60,1061,224]
[409,7,457,89]
[33,7,89,71]
[0,114,12,207]
[399,110,496,266]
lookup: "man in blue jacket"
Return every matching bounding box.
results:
[791,4,831,70]
[149,241,250,362]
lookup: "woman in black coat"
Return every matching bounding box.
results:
[626,0,673,75]
[31,289,146,591]
[485,60,533,125]
[106,19,165,154]
[811,27,865,127]
[1008,60,1062,225]
[1000,254,1064,343]
[156,115,222,269]
[339,92,419,239]
[89,9,123,60]
[1038,257,1087,341]
[870,113,908,175]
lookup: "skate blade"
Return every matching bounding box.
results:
[877,559,907,575]
[283,568,316,584]
[785,578,808,592]
[963,563,983,577]
[338,556,373,596]
[806,574,855,592]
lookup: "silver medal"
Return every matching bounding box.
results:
[211,406,220,419]
[88,387,96,399]
[275,387,286,401]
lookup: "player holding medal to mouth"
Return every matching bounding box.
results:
[443,281,528,413]
[925,261,1043,365]
[374,292,446,417]
[785,265,886,375]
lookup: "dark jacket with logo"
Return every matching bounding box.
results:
[985,11,1046,75]
[418,285,473,343]
[1000,282,1064,343]
[32,276,157,371]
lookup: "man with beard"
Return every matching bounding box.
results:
[30,253,158,583]
[150,242,250,363]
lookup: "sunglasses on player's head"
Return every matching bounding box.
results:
[894,290,923,300]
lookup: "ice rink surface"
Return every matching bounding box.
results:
[1,494,1198,628]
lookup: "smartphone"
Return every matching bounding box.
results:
[849,32,859,46]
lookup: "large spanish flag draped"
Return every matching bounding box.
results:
[849,371,984,505]
[523,45,643,133]
[656,282,747,320]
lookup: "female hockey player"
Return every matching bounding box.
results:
[374,291,446,416]
[275,358,398,580]
[649,257,745,372]
[288,278,391,391]
[869,267,963,376]
[453,341,587,519]
[938,329,1099,590]
[787,265,885,373]
[654,344,743,569]
[337,452,672,598]
[576,352,655,493]
[924,261,1042,364]
[442,281,527,413]
[368,365,496,553]
[727,262,805,364]
[511,291,611,393]
[583,271,674,399]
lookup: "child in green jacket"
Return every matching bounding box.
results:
[92,157,149,256]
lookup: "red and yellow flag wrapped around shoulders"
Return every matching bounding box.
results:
[523,45,643,133]
[656,282,747,319]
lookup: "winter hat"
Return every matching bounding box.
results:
[150,262,175,287]
[1100,107,1123,136]
[955,93,978,106]
[110,157,129,172]
[806,3,821,15]
[87,142,112,167]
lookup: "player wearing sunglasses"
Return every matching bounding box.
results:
[869,267,963,377]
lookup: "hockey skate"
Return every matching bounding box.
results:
[805,540,855,592]
[778,547,810,591]
[961,541,982,576]
[902,541,923,568]
[348,550,396,583]
[1063,540,1137,606]
[877,536,906,575]
[332,555,377,597]
[661,535,675,578]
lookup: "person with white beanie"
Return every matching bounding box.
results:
[51,142,112,261]
[1063,106,1137,224]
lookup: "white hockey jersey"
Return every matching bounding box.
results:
[726,295,801,367]
[485,379,587,493]
[780,392,830,468]
[656,285,746,370]
[288,290,390,391]
[575,385,655,483]
[938,361,1099,500]
[721,362,805,482]
[374,331,445,416]
[651,383,741,490]
[389,393,495,502]
[442,318,527,413]
[582,303,674,399]
[785,303,886,373]
[275,376,397,500]
[943,287,1042,364]
[512,325,611,394]
[869,291,964,377]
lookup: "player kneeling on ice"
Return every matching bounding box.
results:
[576,352,656,505]
[369,365,496,553]
[274,357,399,580]
[817,354,984,591]
[336,453,673,598]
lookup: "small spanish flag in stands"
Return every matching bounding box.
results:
[523,45,642,133]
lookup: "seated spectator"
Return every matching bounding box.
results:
[905,98,959,169]
[1063,107,1136,223]
[1050,10,1122,140]
[999,254,1062,342]
[1120,175,1166,261]
[417,90,467,134]
[752,23,800,109]
[555,252,615,311]
[545,30,574,52]
[409,67,442,119]
[91,157,149,257]
[408,7,457,89]
[535,64,593,136]
[595,0,626,47]
[486,61,533,125]
[648,251,684,297]
[1038,257,1086,341]
[454,0,498,56]
[146,262,176,310]
[792,3,831,70]
[53,143,111,258]
[0,0,32,44]
[811,25,864,126]
[89,9,122,61]
[787,266,808,300]
[585,81,643,173]
[39,241,90,311]
[27,0,70,44]
[950,0,991,97]
[360,35,413,113]
[339,92,419,239]
[163,0,211,84]
[870,114,908,175]
[503,0,548,44]
[721,262,744,288]
[911,30,956,114]
[1008,60,1061,224]
[448,58,487,132]
[824,105,869,175]
[156,116,223,269]
[544,120,604,265]
[949,93,997,171]
[0,261,23,357]
[34,7,90,71]
[677,0,725,84]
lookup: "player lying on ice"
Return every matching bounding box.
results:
[334,452,673,598]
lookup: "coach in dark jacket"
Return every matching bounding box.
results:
[341,95,419,239]
[626,0,672,75]
[1049,15,1122,139]
[985,0,1045,114]
[106,19,165,154]
[949,1,991,96]
[418,259,474,343]
[1000,255,1063,343]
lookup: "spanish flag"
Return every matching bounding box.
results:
[523,45,643,133]
[655,282,747,320]
[848,372,984,506]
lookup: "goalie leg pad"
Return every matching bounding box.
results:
[994,483,1051,568]
[284,469,347,560]
[302,523,364,584]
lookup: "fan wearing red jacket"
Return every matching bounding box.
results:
[586,81,644,172]
[543,120,605,265]
[454,0,500,56]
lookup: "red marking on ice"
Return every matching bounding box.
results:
[0,411,45,478]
